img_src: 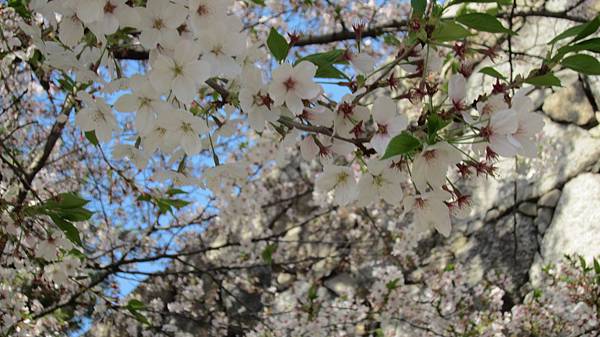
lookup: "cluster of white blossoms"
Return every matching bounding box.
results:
[11,0,547,243]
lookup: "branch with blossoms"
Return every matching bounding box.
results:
[1,0,600,336]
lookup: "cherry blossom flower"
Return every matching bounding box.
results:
[346,51,375,74]
[300,134,355,161]
[113,75,169,134]
[153,169,203,187]
[58,7,84,47]
[512,93,545,157]
[188,0,231,33]
[476,94,508,117]
[334,94,370,138]
[269,61,321,116]
[36,238,60,261]
[239,66,280,132]
[142,112,180,154]
[481,108,520,157]
[315,164,358,206]
[448,73,467,110]
[412,142,462,192]
[75,95,120,143]
[149,40,210,104]
[164,109,209,156]
[67,0,105,25]
[301,106,335,127]
[197,16,246,77]
[369,96,409,154]
[404,190,453,237]
[475,93,543,158]
[300,136,320,161]
[136,0,187,49]
[357,159,404,206]
[43,257,81,286]
[88,0,139,36]
[113,144,150,169]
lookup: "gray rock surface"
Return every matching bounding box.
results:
[538,189,561,208]
[535,208,554,234]
[539,173,600,262]
[462,214,538,298]
[518,202,537,217]
[542,81,595,126]
[324,273,358,297]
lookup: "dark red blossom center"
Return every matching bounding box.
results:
[480,125,493,140]
[283,77,296,91]
[153,18,165,29]
[104,1,117,13]
[197,5,208,16]
[422,150,437,161]
[338,102,354,118]
[257,93,274,109]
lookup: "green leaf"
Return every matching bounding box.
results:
[386,278,400,290]
[479,66,507,80]
[50,215,83,247]
[307,284,318,300]
[431,3,444,17]
[572,15,600,43]
[456,13,515,34]
[593,258,600,275]
[315,64,347,79]
[297,50,348,80]
[29,193,92,247]
[67,248,87,260]
[261,244,278,265]
[381,132,421,159]
[126,300,150,325]
[47,193,90,209]
[139,193,190,215]
[432,21,473,41]
[167,198,190,209]
[298,50,345,67]
[155,198,190,215]
[567,38,600,53]
[411,0,427,17]
[267,28,289,62]
[549,16,600,45]
[250,0,265,5]
[427,114,450,141]
[555,38,600,60]
[524,73,562,87]
[85,131,99,146]
[126,299,145,311]
[8,0,32,19]
[59,208,93,222]
[561,54,600,75]
[579,255,588,271]
[166,188,187,196]
[384,34,401,46]
[549,25,586,45]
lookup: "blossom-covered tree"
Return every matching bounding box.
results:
[0,0,599,336]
